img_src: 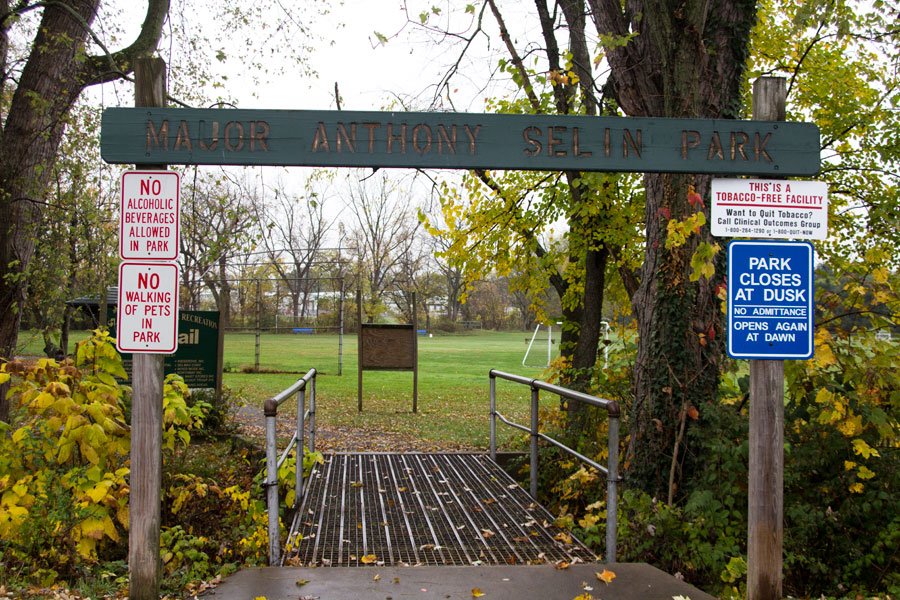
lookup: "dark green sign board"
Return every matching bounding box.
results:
[114,310,222,389]
[101,108,820,176]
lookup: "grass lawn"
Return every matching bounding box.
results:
[223,330,561,450]
[17,328,584,450]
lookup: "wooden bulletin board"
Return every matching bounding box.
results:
[358,290,418,412]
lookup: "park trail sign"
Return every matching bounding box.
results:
[101,108,820,176]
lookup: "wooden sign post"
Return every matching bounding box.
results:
[128,57,168,600]
[357,290,418,412]
[747,77,787,600]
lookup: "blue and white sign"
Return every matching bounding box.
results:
[728,241,814,359]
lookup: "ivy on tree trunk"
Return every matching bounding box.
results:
[588,0,757,497]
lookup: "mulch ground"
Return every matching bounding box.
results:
[233,401,479,453]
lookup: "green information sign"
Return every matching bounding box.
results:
[101,108,820,176]
[115,310,221,389]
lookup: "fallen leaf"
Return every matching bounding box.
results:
[360,554,377,563]
[472,588,486,597]
[481,529,495,538]
[373,574,381,581]
[295,579,309,586]
[596,569,616,584]
[554,532,573,544]
[350,481,363,488]
[555,560,570,570]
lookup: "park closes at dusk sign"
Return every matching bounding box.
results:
[727,241,814,360]
[100,108,821,176]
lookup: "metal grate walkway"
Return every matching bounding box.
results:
[284,453,595,567]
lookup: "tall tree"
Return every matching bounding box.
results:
[254,176,335,324]
[179,171,258,328]
[424,1,643,440]
[345,170,422,322]
[0,0,168,421]
[413,0,756,495]
[587,0,758,496]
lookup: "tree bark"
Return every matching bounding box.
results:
[0,0,169,422]
[587,0,757,497]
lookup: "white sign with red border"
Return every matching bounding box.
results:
[116,261,179,354]
[711,178,828,240]
[120,171,180,260]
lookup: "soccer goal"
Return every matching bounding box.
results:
[522,320,611,369]
[522,323,556,367]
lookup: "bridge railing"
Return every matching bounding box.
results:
[488,369,621,562]
[263,368,317,566]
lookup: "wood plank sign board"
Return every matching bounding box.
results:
[101,108,821,176]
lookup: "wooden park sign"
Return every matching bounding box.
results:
[101,108,820,176]
[357,290,418,413]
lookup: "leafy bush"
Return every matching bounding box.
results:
[0,330,205,591]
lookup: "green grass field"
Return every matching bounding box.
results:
[17,329,567,449]
[223,330,559,449]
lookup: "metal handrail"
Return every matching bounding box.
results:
[263,368,317,566]
[488,369,621,563]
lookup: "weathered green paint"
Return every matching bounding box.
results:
[101,108,820,176]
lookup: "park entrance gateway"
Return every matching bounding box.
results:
[101,107,820,175]
[102,72,820,600]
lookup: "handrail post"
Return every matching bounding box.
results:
[296,387,305,508]
[489,371,497,462]
[606,407,620,563]
[530,383,539,500]
[309,373,316,452]
[264,398,280,565]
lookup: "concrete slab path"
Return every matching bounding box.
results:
[195,562,717,600]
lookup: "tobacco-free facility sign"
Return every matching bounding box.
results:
[727,241,814,359]
[711,178,828,240]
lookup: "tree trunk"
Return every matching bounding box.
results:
[588,0,756,497]
[0,0,167,422]
[627,172,726,497]
[0,0,102,421]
